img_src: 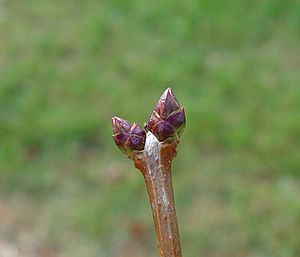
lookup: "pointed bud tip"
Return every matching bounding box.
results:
[112,116,122,123]
[154,87,180,119]
[112,116,133,134]
[111,116,121,126]
[161,87,175,99]
[165,86,173,93]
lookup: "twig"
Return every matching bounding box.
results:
[112,87,185,257]
[132,132,182,257]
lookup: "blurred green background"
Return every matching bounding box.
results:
[1,1,300,256]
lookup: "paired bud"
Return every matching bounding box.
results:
[148,87,186,141]
[112,87,185,154]
[112,116,146,156]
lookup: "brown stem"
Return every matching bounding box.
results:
[132,132,182,257]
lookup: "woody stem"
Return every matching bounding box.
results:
[132,132,182,257]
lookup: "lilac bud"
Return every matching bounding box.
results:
[148,88,186,141]
[165,107,186,137]
[154,87,180,119]
[112,116,146,156]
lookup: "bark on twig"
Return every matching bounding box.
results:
[132,132,182,257]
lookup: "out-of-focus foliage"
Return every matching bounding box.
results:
[0,1,299,256]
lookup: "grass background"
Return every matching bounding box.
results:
[1,0,300,256]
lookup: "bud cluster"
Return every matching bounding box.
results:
[112,87,186,156]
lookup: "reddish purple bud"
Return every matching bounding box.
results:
[150,120,176,141]
[148,111,162,131]
[148,88,186,141]
[112,133,129,154]
[112,116,146,156]
[165,107,186,137]
[130,123,146,138]
[112,116,131,134]
[154,87,180,119]
[127,135,145,150]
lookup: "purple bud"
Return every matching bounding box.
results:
[112,116,132,134]
[148,111,162,131]
[165,107,186,137]
[130,123,146,138]
[112,133,129,154]
[154,87,180,119]
[148,88,186,141]
[112,116,146,156]
[150,120,176,141]
[127,135,145,150]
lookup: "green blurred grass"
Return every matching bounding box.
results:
[0,0,300,256]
